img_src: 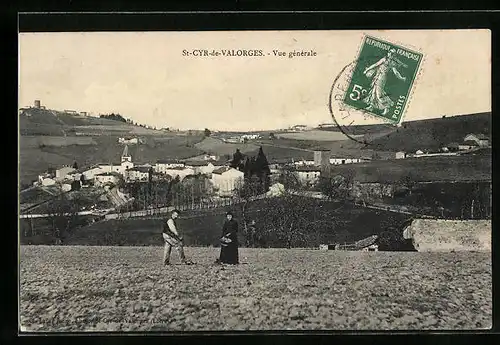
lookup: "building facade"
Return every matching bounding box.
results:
[211,167,244,196]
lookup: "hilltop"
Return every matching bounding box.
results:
[19,107,165,136]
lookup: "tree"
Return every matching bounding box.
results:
[71,180,81,191]
[72,161,78,170]
[253,147,271,192]
[204,128,211,137]
[398,172,417,195]
[46,187,82,244]
[230,149,244,170]
[278,168,302,190]
[258,189,340,248]
[318,168,356,201]
[269,132,275,139]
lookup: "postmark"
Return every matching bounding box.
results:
[344,35,423,124]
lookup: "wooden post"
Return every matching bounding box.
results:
[471,199,475,219]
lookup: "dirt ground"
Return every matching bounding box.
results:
[19,246,491,332]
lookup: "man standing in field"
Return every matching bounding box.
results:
[163,210,194,266]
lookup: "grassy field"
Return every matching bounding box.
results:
[55,199,410,247]
[19,246,491,331]
[276,130,364,141]
[21,136,97,148]
[330,154,491,183]
[368,113,491,152]
[195,137,260,155]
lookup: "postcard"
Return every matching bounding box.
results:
[19,29,491,332]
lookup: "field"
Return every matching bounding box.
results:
[368,112,491,152]
[276,130,364,141]
[195,137,260,155]
[20,136,97,148]
[19,246,491,331]
[331,155,491,183]
[56,199,410,247]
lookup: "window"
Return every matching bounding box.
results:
[342,160,345,164]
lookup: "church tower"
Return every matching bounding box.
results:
[121,145,133,170]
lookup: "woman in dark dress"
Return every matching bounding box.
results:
[219,212,239,264]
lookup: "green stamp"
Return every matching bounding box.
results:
[343,35,423,124]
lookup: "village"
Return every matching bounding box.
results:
[30,129,490,212]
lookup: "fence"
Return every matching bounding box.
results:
[105,194,269,220]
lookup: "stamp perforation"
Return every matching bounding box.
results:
[360,33,426,126]
[345,33,425,125]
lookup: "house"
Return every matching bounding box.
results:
[211,167,244,196]
[184,161,220,175]
[40,177,56,187]
[458,140,478,151]
[415,150,424,155]
[290,125,310,131]
[67,170,83,181]
[118,137,139,145]
[189,154,220,161]
[293,159,316,167]
[163,167,196,181]
[329,157,365,165]
[184,160,210,173]
[98,162,126,175]
[294,166,322,186]
[395,151,406,159]
[464,133,489,147]
[82,166,104,181]
[240,134,261,141]
[94,172,121,186]
[60,179,73,192]
[155,160,185,173]
[55,166,76,181]
[125,166,151,182]
[225,137,241,144]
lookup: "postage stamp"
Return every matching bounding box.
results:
[342,35,423,124]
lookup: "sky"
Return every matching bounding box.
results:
[19,30,491,131]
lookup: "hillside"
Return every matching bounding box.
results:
[330,154,491,183]
[18,108,206,187]
[368,113,491,152]
[19,107,164,136]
